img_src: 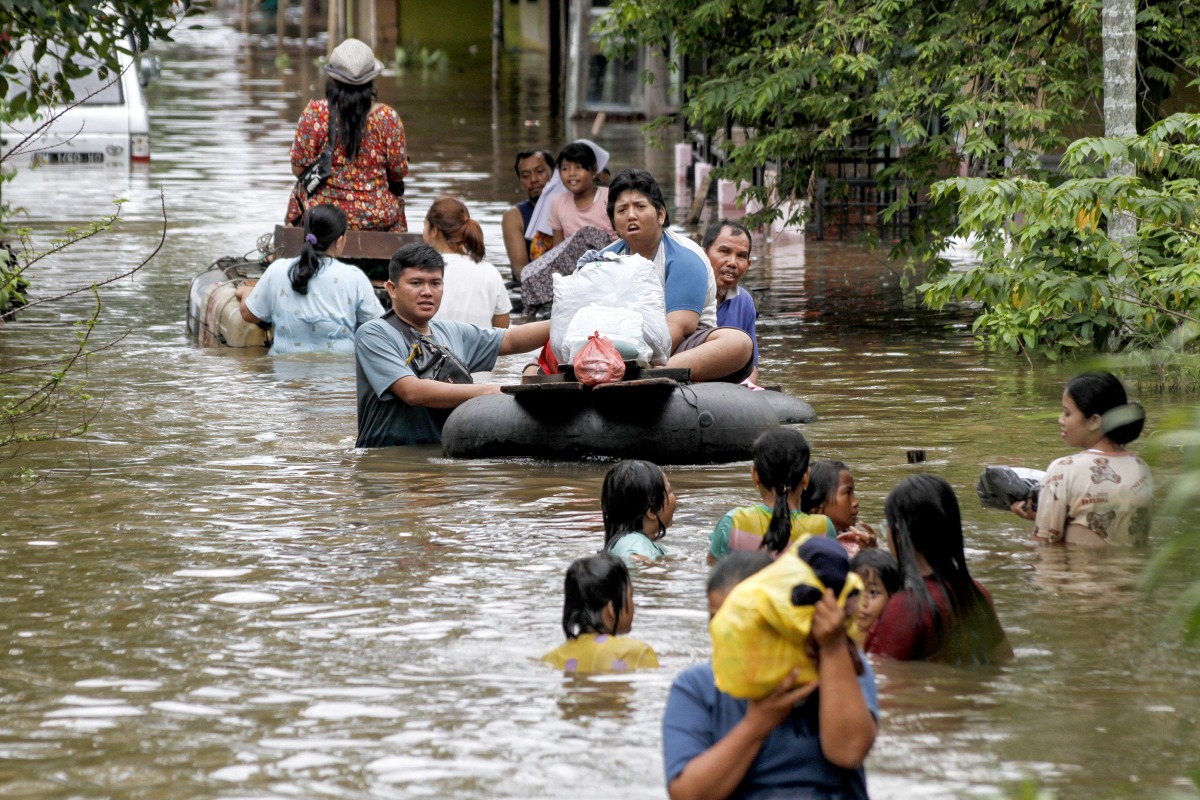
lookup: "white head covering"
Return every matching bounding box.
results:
[524,139,610,240]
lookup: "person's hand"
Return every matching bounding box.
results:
[812,589,847,653]
[743,669,817,738]
[1010,498,1036,520]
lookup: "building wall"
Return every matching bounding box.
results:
[398,0,491,50]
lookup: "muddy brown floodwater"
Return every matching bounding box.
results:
[1,10,1198,800]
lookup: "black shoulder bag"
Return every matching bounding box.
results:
[383,310,474,385]
[297,107,334,199]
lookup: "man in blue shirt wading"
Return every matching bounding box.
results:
[354,243,550,447]
[600,169,754,383]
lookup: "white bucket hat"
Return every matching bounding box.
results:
[325,38,384,85]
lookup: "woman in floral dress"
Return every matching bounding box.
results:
[285,38,408,232]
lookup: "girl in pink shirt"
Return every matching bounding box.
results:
[548,141,616,244]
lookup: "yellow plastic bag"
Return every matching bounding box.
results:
[710,537,863,699]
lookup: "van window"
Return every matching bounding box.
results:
[3,45,124,106]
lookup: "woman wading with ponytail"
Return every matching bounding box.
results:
[236,205,380,354]
[1012,371,1154,546]
[423,196,512,329]
[707,428,836,564]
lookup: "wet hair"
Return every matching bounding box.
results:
[514,148,554,176]
[606,168,669,227]
[800,460,848,515]
[601,459,670,549]
[289,204,348,295]
[388,242,445,283]
[851,548,902,596]
[706,550,772,595]
[701,219,752,253]
[1065,372,1145,445]
[425,197,485,262]
[752,428,812,555]
[562,554,631,639]
[884,474,1004,665]
[556,142,598,172]
[326,78,376,164]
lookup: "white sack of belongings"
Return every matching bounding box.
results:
[550,250,671,366]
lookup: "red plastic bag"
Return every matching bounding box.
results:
[573,332,626,386]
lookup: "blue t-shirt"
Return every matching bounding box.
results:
[662,661,877,800]
[717,286,759,365]
[602,228,717,328]
[354,317,504,447]
[245,256,381,354]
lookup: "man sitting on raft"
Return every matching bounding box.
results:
[354,243,550,447]
[600,169,754,383]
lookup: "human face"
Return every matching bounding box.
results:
[707,228,752,297]
[1060,389,1103,450]
[612,189,666,259]
[707,588,729,620]
[820,470,859,532]
[559,159,595,198]
[386,267,443,329]
[854,568,889,635]
[517,154,552,201]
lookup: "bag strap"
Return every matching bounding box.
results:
[381,309,473,379]
[294,104,336,208]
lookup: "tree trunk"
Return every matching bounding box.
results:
[1103,0,1137,246]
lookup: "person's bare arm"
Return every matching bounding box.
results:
[501,207,530,278]
[499,320,551,355]
[813,591,877,768]
[389,375,501,409]
[235,282,262,324]
[491,313,511,328]
[552,228,565,248]
[291,163,304,177]
[666,309,701,352]
[668,671,817,800]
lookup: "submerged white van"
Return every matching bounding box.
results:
[1,42,154,168]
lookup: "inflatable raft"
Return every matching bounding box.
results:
[442,369,816,464]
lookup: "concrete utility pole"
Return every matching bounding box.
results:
[1103,0,1137,247]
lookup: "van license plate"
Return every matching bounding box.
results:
[47,152,104,164]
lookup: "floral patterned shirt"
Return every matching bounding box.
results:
[287,99,408,231]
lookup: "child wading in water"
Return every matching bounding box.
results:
[541,554,658,673]
[849,548,901,646]
[602,460,676,564]
[708,428,835,565]
[802,460,877,556]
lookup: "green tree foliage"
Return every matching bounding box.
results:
[0,0,193,118]
[921,114,1200,359]
[601,0,1200,253]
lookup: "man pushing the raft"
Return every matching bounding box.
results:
[354,242,550,447]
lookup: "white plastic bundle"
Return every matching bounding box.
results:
[550,252,671,366]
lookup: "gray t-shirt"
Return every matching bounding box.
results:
[354,316,504,447]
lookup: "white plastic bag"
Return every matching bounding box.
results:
[550,252,671,366]
[563,305,649,362]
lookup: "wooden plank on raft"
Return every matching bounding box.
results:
[273,225,422,260]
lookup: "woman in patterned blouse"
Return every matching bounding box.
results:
[285,39,408,232]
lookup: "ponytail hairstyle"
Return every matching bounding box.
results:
[326,78,376,163]
[425,196,486,262]
[601,459,670,549]
[800,459,847,515]
[751,428,812,555]
[290,204,348,295]
[561,554,631,639]
[1065,371,1146,446]
[884,474,1004,665]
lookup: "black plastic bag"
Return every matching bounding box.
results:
[977,466,1045,511]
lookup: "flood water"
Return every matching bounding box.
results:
[2,11,1199,799]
